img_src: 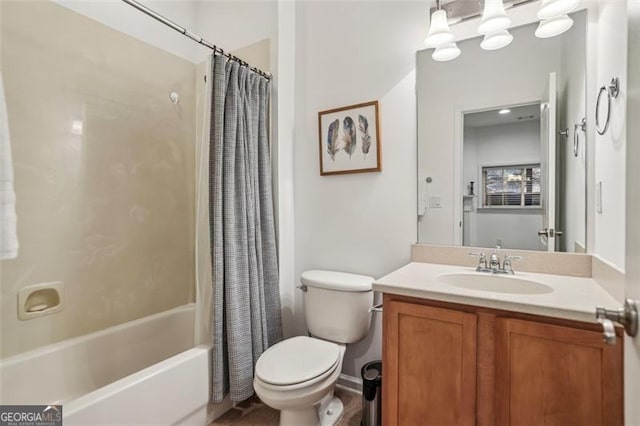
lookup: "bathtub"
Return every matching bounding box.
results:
[0,303,211,425]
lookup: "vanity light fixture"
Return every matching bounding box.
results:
[536,0,580,20]
[432,42,462,61]
[424,0,580,61]
[425,0,455,47]
[535,14,574,38]
[478,0,512,35]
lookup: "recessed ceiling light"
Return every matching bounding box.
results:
[499,109,511,114]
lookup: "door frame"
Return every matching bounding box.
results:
[452,98,542,246]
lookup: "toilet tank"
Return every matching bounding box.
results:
[301,270,374,344]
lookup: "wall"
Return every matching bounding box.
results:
[586,0,627,269]
[194,1,278,64]
[417,22,563,245]
[557,11,587,253]
[463,120,543,250]
[0,1,195,357]
[53,0,198,63]
[292,1,424,377]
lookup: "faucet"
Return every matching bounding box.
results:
[502,255,522,275]
[469,245,523,275]
[489,245,501,273]
[468,252,490,272]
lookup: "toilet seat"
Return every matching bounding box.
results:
[255,336,340,387]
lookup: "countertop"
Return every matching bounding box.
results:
[373,262,621,323]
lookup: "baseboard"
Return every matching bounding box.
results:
[337,373,362,393]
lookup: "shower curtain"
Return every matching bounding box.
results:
[209,54,282,403]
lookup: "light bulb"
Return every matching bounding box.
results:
[432,42,461,61]
[535,15,574,38]
[480,30,514,50]
[425,9,455,47]
[478,0,512,35]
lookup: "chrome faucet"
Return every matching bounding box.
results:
[469,252,489,272]
[489,245,501,272]
[502,255,522,275]
[469,245,522,275]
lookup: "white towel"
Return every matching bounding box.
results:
[0,72,18,260]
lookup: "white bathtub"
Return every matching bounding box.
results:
[0,303,211,425]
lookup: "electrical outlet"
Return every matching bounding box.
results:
[429,196,442,208]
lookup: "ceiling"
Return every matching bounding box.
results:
[463,103,541,128]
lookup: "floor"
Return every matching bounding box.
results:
[211,387,362,426]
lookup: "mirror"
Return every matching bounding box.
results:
[417,11,587,253]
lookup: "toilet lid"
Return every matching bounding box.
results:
[255,336,340,386]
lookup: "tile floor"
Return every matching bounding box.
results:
[211,387,362,426]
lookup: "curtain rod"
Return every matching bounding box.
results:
[120,0,272,80]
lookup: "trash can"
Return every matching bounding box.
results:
[361,360,382,426]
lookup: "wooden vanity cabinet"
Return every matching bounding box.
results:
[383,299,478,425]
[382,294,623,426]
[495,317,623,426]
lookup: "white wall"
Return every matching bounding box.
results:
[273,0,297,338]
[586,0,627,269]
[417,23,563,245]
[558,11,587,253]
[194,1,278,64]
[463,120,543,251]
[292,1,424,377]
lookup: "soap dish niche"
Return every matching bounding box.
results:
[18,282,64,320]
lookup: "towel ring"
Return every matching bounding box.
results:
[573,117,586,158]
[596,77,620,135]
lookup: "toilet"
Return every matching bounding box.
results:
[253,270,374,426]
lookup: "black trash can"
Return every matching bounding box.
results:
[361,360,382,426]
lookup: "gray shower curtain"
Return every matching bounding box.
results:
[209,54,282,403]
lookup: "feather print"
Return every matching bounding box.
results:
[343,116,357,158]
[358,114,371,158]
[327,119,340,161]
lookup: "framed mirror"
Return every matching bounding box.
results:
[417,10,587,253]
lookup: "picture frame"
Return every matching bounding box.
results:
[317,100,381,176]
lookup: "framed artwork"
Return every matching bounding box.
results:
[318,100,381,175]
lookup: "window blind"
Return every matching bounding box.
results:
[482,164,541,207]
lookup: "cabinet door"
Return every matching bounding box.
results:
[383,298,477,426]
[495,318,623,426]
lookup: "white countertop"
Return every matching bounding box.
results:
[373,262,621,323]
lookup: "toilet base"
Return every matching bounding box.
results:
[318,394,344,426]
[279,392,344,426]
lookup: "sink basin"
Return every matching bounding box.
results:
[437,273,554,295]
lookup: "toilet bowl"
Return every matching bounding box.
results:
[253,270,374,426]
[254,336,346,425]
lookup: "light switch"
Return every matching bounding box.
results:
[429,196,442,208]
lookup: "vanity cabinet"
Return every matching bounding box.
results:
[383,299,477,425]
[382,294,623,426]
